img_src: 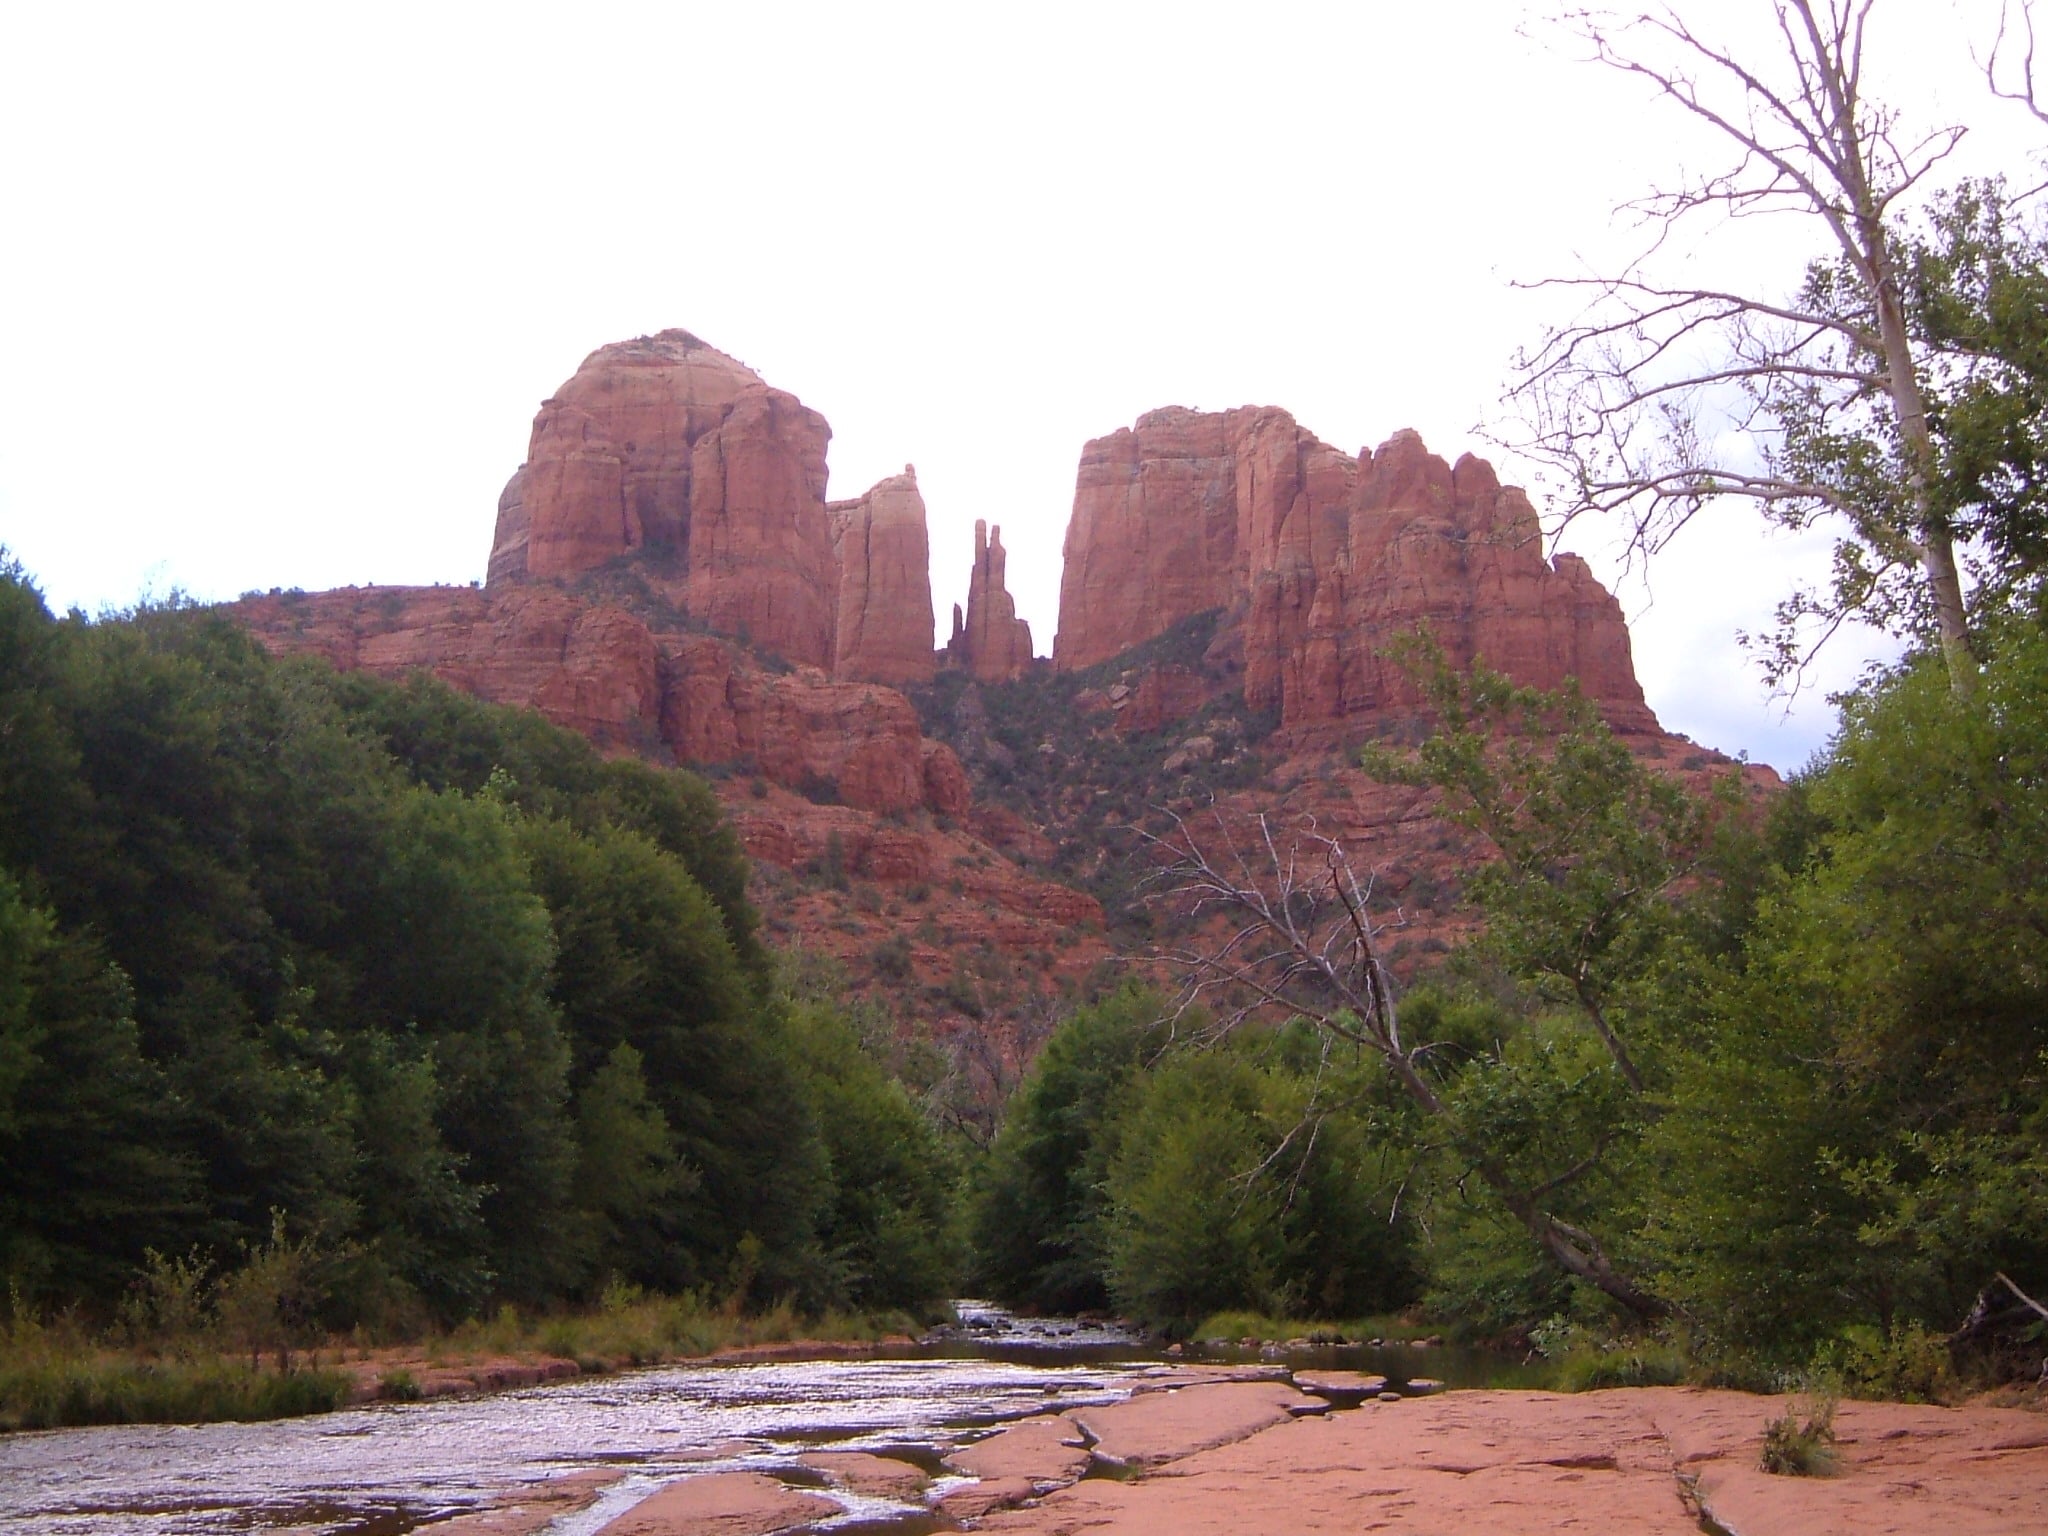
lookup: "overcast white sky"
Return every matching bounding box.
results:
[1,1,2038,772]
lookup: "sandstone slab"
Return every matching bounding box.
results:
[592,1471,835,1536]
[797,1449,929,1496]
[977,1386,2048,1536]
[427,1470,619,1535]
[1068,1379,1312,1468]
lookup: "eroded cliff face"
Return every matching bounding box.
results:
[830,470,938,686]
[1055,409,1655,735]
[489,330,934,686]
[232,585,962,815]
[232,334,1760,1022]
[948,520,1034,683]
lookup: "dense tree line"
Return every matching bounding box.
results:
[0,564,958,1330]
[966,622,2047,1384]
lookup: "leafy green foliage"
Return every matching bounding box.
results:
[969,990,1422,1331]
[0,559,919,1330]
[781,995,961,1315]
[968,985,1166,1313]
[1642,620,2048,1362]
[1104,1044,1418,1335]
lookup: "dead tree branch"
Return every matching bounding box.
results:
[1138,806,1669,1320]
[1510,1,1989,694]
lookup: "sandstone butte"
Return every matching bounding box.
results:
[231,328,1769,1003]
[435,1371,2048,1536]
[1056,406,1655,738]
[489,328,936,687]
[232,329,1109,993]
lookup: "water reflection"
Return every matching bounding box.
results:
[1,1355,1128,1536]
[0,1303,1532,1535]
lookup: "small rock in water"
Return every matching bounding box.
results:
[1406,1378,1446,1395]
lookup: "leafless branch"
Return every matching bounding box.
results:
[1506,1,1985,694]
[1138,805,1670,1319]
[1986,1,2048,125]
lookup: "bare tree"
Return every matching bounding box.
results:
[1142,807,1668,1320]
[1508,1,2008,694]
[1987,0,2048,125]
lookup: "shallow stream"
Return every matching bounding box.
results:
[0,1304,1525,1535]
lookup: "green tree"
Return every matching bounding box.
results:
[1641,618,2048,1358]
[572,1042,695,1292]
[968,985,1165,1313]
[1511,1,2042,693]
[516,813,825,1298]
[782,998,960,1314]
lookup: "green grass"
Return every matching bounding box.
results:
[0,1355,348,1431]
[428,1291,924,1372]
[1546,1338,1691,1391]
[1190,1311,1431,1345]
[2,1291,926,1431]
[1759,1396,1838,1476]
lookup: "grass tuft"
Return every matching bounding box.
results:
[1759,1396,1838,1476]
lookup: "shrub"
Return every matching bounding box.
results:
[1759,1397,1838,1476]
[869,935,914,980]
[1817,1322,1957,1403]
[376,1367,421,1401]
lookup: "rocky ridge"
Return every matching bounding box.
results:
[234,327,1761,1033]
[1057,406,1654,738]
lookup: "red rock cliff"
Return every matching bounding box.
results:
[231,584,964,819]
[1055,409,1655,734]
[948,520,1034,682]
[829,469,938,686]
[488,329,841,672]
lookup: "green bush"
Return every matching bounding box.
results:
[1759,1397,1838,1477]
[0,1357,348,1430]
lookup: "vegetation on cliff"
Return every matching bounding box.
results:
[961,619,2047,1386]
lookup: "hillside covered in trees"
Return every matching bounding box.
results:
[0,561,958,1335]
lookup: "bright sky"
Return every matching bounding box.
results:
[1,1,2038,773]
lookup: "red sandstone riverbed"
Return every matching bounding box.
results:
[546,1374,2048,1536]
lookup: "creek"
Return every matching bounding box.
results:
[0,1305,1526,1535]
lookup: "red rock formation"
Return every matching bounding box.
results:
[1055,408,1261,670]
[1055,410,1655,734]
[830,469,937,685]
[234,585,664,750]
[231,586,958,819]
[949,520,1034,682]
[684,384,836,666]
[488,330,839,671]
[490,330,762,583]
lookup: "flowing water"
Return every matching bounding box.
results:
[0,1305,1523,1535]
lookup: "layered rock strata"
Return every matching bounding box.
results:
[489,330,933,686]
[948,520,1034,682]
[829,469,937,685]
[231,585,962,819]
[1055,407,1654,734]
